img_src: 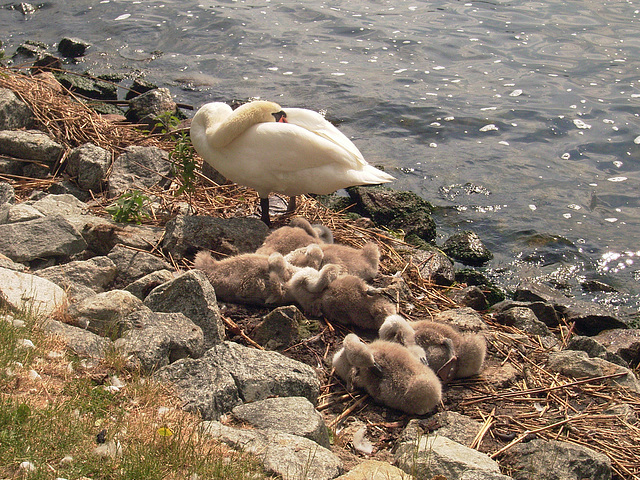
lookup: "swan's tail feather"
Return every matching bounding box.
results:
[351,165,395,185]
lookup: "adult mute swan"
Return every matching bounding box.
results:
[190,100,395,225]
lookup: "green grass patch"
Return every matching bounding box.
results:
[0,309,271,480]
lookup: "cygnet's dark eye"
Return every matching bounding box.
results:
[272,111,287,123]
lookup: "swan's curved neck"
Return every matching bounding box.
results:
[209,101,281,148]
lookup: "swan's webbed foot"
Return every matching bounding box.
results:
[260,197,272,226]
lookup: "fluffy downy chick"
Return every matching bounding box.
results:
[285,264,344,315]
[320,275,396,330]
[410,320,487,382]
[256,217,328,255]
[284,243,324,269]
[378,314,428,365]
[334,334,442,415]
[320,242,380,281]
[193,250,289,306]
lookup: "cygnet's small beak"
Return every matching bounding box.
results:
[371,362,383,377]
[273,111,288,123]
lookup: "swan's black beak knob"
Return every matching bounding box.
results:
[273,111,288,123]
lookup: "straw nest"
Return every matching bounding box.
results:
[1,66,639,479]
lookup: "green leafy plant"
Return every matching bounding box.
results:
[156,111,198,200]
[106,190,150,224]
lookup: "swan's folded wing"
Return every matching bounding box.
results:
[283,108,368,167]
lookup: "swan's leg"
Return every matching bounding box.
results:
[287,195,297,213]
[260,197,272,226]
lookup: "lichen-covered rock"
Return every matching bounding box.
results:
[66,143,111,191]
[200,420,342,480]
[155,341,320,419]
[108,146,171,198]
[43,318,113,359]
[504,439,612,480]
[0,88,34,130]
[0,129,63,164]
[0,266,67,316]
[107,244,171,286]
[252,305,317,350]
[0,215,87,262]
[144,269,225,348]
[67,290,148,338]
[231,396,330,448]
[115,310,205,372]
[125,88,177,126]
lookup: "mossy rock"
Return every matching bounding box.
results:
[347,185,436,243]
[54,71,118,101]
[455,268,506,306]
[442,230,493,266]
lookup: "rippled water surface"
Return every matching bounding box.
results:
[2,0,639,316]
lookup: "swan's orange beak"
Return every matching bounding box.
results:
[273,111,288,123]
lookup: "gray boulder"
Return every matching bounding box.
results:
[442,230,493,266]
[565,335,628,367]
[548,350,640,392]
[27,194,87,217]
[0,129,63,165]
[114,310,205,372]
[0,181,15,205]
[81,219,164,255]
[108,146,171,198]
[417,412,484,446]
[448,285,488,311]
[334,461,413,480]
[125,88,177,126]
[155,341,320,420]
[231,396,330,448]
[0,266,67,317]
[0,215,87,263]
[504,439,611,480]
[200,420,342,480]
[395,433,502,479]
[67,290,148,338]
[107,244,172,285]
[162,215,269,260]
[0,88,34,129]
[433,306,488,332]
[494,306,551,336]
[124,269,175,300]
[43,319,113,359]
[252,305,314,350]
[491,299,559,327]
[144,269,225,348]
[594,328,640,365]
[1,203,44,224]
[36,256,116,297]
[408,248,455,286]
[66,143,111,191]
[563,303,628,336]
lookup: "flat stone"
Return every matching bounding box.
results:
[0,266,67,317]
[200,421,342,480]
[107,244,171,286]
[0,129,63,164]
[0,88,34,129]
[43,318,112,359]
[231,396,330,448]
[0,215,87,263]
[335,460,411,480]
[594,329,640,365]
[108,146,171,198]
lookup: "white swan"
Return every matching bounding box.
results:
[190,100,395,224]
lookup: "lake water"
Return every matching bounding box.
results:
[2,0,639,319]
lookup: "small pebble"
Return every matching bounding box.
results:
[19,461,36,471]
[28,369,41,381]
[17,338,35,349]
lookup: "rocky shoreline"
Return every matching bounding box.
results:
[1,54,640,480]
